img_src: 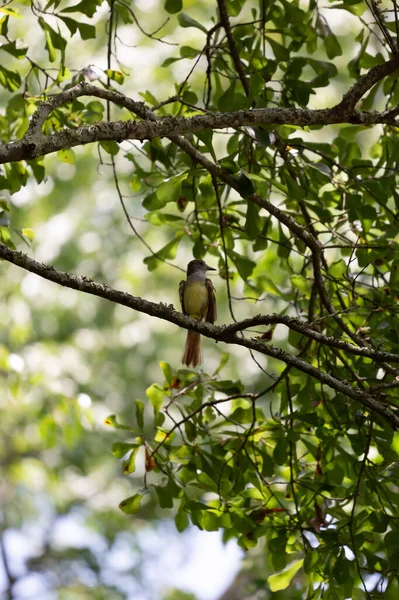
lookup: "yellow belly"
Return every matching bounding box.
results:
[184,281,208,319]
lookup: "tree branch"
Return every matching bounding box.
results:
[170,127,398,374]
[6,77,395,373]
[224,314,399,364]
[333,54,399,114]
[1,241,398,428]
[217,0,249,96]
[2,46,399,165]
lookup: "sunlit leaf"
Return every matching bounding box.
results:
[178,12,208,33]
[119,493,143,514]
[268,559,304,592]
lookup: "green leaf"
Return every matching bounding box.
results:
[39,18,56,62]
[267,37,290,62]
[0,65,21,92]
[268,559,304,592]
[29,159,45,184]
[245,201,262,237]
[129,174,142,193]
[135,399,144,431]
[156,172,188,206]
[196,130,216,161]
[219,158,239,174]
[112,442,137,459]
[273,436,288,466]
[195,509,219,531]
[59,16,96,39]
[0,7,22,19]
[99,141,119,156]
[0,15,8,36]
[227,0,245,16]
[56,149,76,164]
[61,0,102,17]
[105,69,124,85]
[104,414,133,430]
[178,12,208,33]
[0,199,10,212]
[304,550,320,574]
[59,15,78,35]
[236,170,256,196]
[119,493,143,514]
[175,510,190,532]
[277,224,291,259]
[21,228,35,241]
[142,192,165,211]
[285,174,305,200]
[231,251,256,279]
[180,46,200,59]
[164,0,182,14]
[333,552,350,584]
[114,2,133,23]
[162,56,182,67]
[39,18,66,62]
[329,259,346,279]
[210,379,244,395]
[160,361,173,385]
[184,420,196,442]
[143,233,183,271]
[213,352,230,375]
[325,34,343,59]
[76,22,96,40]
[122,447,140,474]
[182,91,198,107]
[155,486,174,508]
[198,472,218,491]
[290,275,309,294]
[0,40,28,59]
[258,449,274,477]
[146,384,164,416]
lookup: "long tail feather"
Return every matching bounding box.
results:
[182,331,201,367]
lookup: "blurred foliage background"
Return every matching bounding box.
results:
[2,0,399,599]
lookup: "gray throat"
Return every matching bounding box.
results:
[186,270,207,284]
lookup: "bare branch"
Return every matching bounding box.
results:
[1,241,398,428]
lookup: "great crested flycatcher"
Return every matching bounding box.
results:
[179,259,217,368]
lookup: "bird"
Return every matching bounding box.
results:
[179,259,217,367]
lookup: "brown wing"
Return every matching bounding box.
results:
[205,278,217,323]
[179,280,186,314]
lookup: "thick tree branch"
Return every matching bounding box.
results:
[0,103,341,164]
[1,241,398,428]
[2,47,399,165]
[3,77,394,370]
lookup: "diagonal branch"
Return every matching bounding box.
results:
[333,54,399,114]
[217,0,249,96]
[1,241,398,428]
[170,134,398,372]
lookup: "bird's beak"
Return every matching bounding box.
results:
[206,264,217,271]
